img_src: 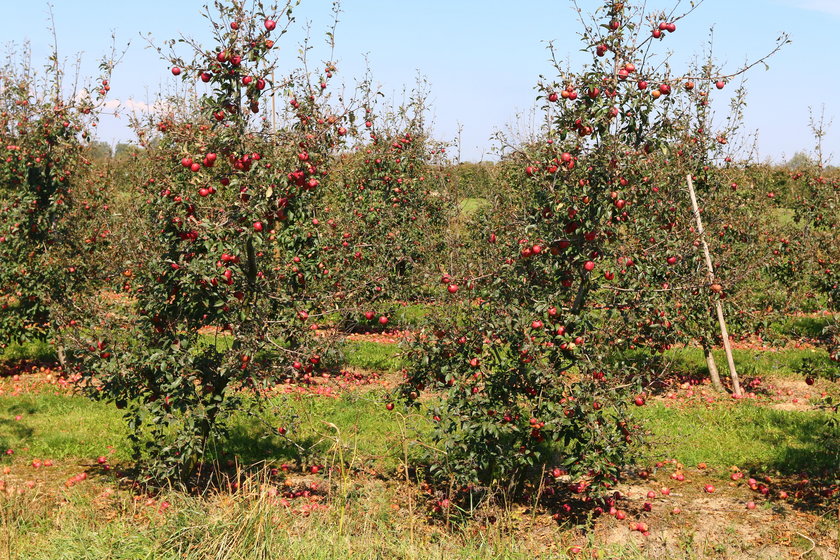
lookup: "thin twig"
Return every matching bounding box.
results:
[796,531,816,559]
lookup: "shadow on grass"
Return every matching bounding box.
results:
[639,401,839,475]
[222,422,319,467]
[0,417,35,452]
[736,408,840,475]
[741,407,840,515]
[0,340,57,366]
[771,316,831,339]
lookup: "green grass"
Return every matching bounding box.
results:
[0,386,417,473]
[4,373,837,483]
[2,344,834,472]
[769,315,832,339]
[193,333,404,372]
[664,345,833,380]
[343,340,402,372]
[458,197,489,217]
[2,344,838,559]
[638,401,840,474]
[0,393,129,461]
[392,303,435,327]
[0,340,56,363]
[224,387,418,472]
[197,332,234,352]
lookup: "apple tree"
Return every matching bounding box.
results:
[395,0,785,503]
[0,42,116,360]
[324,85,452,330]
[68,0,350,485]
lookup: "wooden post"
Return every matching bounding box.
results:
[686,174,742,396]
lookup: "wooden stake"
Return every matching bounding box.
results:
[686,174,742,396]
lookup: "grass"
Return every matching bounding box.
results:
[225,387,417,472]
[2,343,839,559]
[343,340,402,372]
[392,303,435,327]
[664,345,834,380]
[6,478,626,560]
[769,315,832,339]
[4,461,830,559]
[0,340,55,363]
[0,393,129,461]
[458,197,489,217]
[197,335,404,372]
[638,401,839,474]
[3,344,836,472]
[3,357,837,481]
[0,389,411,471]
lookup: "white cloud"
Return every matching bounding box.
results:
[121,98,156,112]
[74,90,157,114]
[100,98,165,114]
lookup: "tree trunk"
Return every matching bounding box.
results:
[56,344,67,368]
[702,341,723,391]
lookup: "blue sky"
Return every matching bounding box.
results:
[3,0,837,163]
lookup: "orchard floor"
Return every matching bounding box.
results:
[1,343,838,560]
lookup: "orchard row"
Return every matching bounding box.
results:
[0,0,837,496]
